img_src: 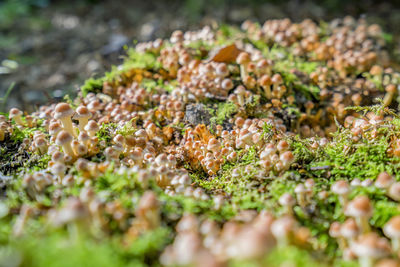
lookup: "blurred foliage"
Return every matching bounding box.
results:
[0,0,49,28]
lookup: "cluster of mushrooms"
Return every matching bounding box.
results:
[2,16,400,266]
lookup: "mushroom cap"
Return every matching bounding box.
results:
[331,180,350,195]
[54,103,74,120]
[277,140,289,152]
[73,106,91,119]
[329,222,341,238]
[84,120,99,132]
[138,191,159,212]
[345,195,373,218]
[280,151,294,164]
[236,52,251,64]
[375,259,400,267]
[383,215,400,239]
[56,198,88,225]
[49,122,62,135]
[375,172,395,189]
[259,75,272,87]
[271,215,297,239]
[207,138,220,151]
[388,182,400,201]
[50,162,66,175]
[351,232,391,259]
[279,193,295,207]
[51,151,64,162]
[34,137,47,147]
[155,153,168,166]
[341,218,360,239]
[9,108,23,118]
[271,73,283,84]
[294,184,306,194]
[386,84,397,94]
[234,85,246,95]
[78,131,90,142]
[56,130,73,146]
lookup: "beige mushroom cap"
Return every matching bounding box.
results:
[351,232,391,259]
[279,193,295,207]
[54,103,74,120]
[345,195,373,218]
[384,215,400,239]
[331,180,350,195]
[73,106,91,119]
[9,108,23,118]
[84,120,99,132]
[56,130,73,146]
[341,218,360,239]
[375,172,395,189]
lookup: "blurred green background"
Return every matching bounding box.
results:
[1,0,399,112]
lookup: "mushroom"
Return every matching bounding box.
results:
[271,73,283,92]
[383,215,400,253]
[375,172,395,191]
[259,75,272,99]
[73,106,91,132]
[294,184,307,208]
[50,162,67,183]
[56,130,74,158]
[271,215,297,247]
[34,137,48,155]
[54,103,75,136]
[234,86,247,107]
[383,84,397,107]
[84,120,99,138]
[330,221,346,250]
[388,182,400,202]
[345,195,373,234]
[236,52,251,80]
[135,191,160,229]
[9,108,24,126]
[351,232,391,267]
[279,193,295,215]
[331,180,350,206]
[341,218,360,245]
[51,197,89,240]
[279,151,294,171]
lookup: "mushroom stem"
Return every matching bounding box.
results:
[383,91,395,106]
[339,195,348,207]
[240,65,248,81]
[67,221,84,242]
[60,118,75,137]
[392,238,400,253]
[13,116,25,126]
[263,86,272,99]
[359,256,373,267]
[78,118,89,131]
[62,142,75,158]
[237,94,245,106]
[356,217,370,234]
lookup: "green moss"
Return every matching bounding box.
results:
[97,123,118,146]
[209,102,238,126]
[81,77,104,96]
[81,50,160,97]
[141,78,177,94]
[116,120,137,137]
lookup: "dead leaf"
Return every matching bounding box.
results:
[208,43,242,63]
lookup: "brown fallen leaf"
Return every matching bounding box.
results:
[208,43,242,63]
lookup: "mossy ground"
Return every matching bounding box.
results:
[0,21,399,266]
